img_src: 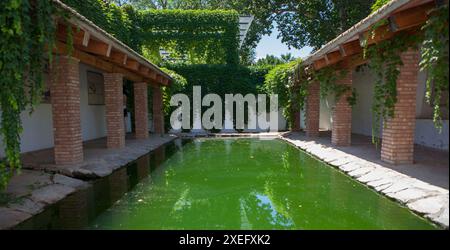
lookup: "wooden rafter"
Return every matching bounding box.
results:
[311,1,435,71]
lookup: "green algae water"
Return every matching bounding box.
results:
[89,138,436,230]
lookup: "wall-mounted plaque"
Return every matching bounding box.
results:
[87,71,105,105]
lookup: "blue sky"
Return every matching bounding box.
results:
[255,24,312,60]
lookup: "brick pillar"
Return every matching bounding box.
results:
[134,82,149,139]
[305,81,320,137]
[50,56,83,164]
[152,86,164,134]
[291,82,301,132]
[381,50,420,164]
[104,73,125,148]
[291,111,301,132]
[332,70,352,146]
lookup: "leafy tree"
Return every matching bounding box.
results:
[371,0,391,12]
[254,53,295,67]
[275,0,375,50]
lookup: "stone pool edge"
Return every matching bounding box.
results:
[0,134,178,230]
[279,132,449,229]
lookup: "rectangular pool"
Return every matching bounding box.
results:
[88,138,436,230]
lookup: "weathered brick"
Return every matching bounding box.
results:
[50,56,83,164]
[134,82,149,139]
[306,81,320,137]
[152,86,164,134]
[104,73,125,148]
[381,50,420,165]
[332,70,352,146]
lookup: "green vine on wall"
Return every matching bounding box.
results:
[0,0,57,190]
[364,31,420,145]
[62,0,240,64]
[262,60,307,128]
[419,5,449,132]
[313,67,358,107]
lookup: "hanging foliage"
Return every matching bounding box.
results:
[140,9,240,65]
[62,0,240,64]
[313,67,358,107]
[364,31,420,145]
[0,0,57,189]
[419,5,449,131]
[261,60,307,128]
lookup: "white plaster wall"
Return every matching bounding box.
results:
[0,63,110,158]
[0,105,54,157]
[79,63,107,141]
[415,119,449,150]
[351,66,382,138]
[351,65,449,151]
[300,95,333,131]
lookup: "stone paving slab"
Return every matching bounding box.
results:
[280,132,449,229]
[0,170,89,229]
[1,134,178,229]
[21,134,177,179]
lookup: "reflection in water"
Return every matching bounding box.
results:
[17,138,437,229]
[89,139,435,230]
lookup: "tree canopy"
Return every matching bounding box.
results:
[110,0,376,57]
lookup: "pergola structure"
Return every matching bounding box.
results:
[49,0,172,165]
[293,0,446,164]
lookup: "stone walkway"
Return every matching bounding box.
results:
[0,134,177,229]
[21,134,177,179]
[280,132,449,229]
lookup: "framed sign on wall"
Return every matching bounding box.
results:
[87,71,105,105]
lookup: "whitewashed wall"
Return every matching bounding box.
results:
[350,65,449,151]
[79,64,107,141]
[0,63,110,157]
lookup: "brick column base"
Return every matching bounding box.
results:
[332,70,352,146]
[305,81,320,137]
[104,73,125,148]
[152,86,164,134]
[381,50,420,164]
[51,56,83,164]
[134,82,149,139]
[291,111,301,132]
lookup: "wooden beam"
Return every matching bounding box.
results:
[388,16,399,32]
[139,65,150,75]
[392,2,433,30]
[156,74,164,84]
[311,2,434,71]
[106,44,112,57]
[324,54,330,65]
[342,40,362,57]
[326,50,342,65]
[109,50,126,65]
[313,58,327,71]
[82,31,90,47]
[339,44,347,57]
[148,70,158,80]
[54,40,148,83]
[123,54,128,65]
[78,39,110,57]
[125,59,139,71]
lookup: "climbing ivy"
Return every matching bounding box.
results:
[419,5,449,131]
[140,9,240,65]
[62,0,240,64]
[261,60,307,128]
[364,31,420,145]
[0,0,57,190]
[313,67,358,107]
